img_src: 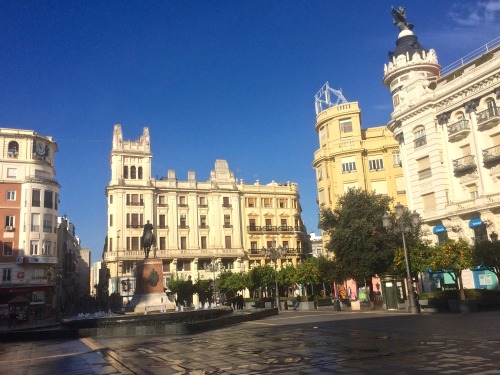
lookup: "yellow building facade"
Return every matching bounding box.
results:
[312,100,407,249]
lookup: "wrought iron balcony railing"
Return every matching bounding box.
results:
[483,145,500,165]
[452,155,476,174]
[476,106,500,131]
[414,135,427,148]
[447,119,470,141]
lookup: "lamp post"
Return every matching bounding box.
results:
[261,241,286,310]
[382,202,421,314]
[55,269,63,322]
[205,257,224,305]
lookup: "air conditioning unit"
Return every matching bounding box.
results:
[5,226,14,231]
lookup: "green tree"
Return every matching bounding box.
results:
[218,271,247,294]
[167,276,194,305]
[393,240,433,276]
[278,264,298,293]
[319,188,393,282]
[429,239,474,301]
[474,240,500,283]
[295,257,321,296]
[317,256,344,291]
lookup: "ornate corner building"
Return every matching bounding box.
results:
[104,125,309,296]
[383,9,500,243]
[0,128,60,317]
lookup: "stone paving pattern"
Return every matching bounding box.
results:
[1,309,499,374]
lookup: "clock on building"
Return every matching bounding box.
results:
[35,142,46,156]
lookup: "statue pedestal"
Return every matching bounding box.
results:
[125,258,175,313]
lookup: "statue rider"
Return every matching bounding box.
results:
[142,220,154,257]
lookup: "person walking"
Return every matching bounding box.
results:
[293,291,301,310]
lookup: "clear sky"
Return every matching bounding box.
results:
[1,1,499,262]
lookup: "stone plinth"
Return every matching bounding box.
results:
[125,258,175,313]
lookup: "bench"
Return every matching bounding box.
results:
[315,299,333,307]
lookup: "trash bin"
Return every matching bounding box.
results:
[333,299,341,311]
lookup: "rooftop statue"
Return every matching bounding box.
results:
[391,6,414,31]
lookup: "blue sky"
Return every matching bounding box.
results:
[1,1,499,262]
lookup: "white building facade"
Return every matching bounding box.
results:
[383,18,500,245]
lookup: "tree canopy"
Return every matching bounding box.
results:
[319,188,393,281]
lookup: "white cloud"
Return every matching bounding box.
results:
[448,0,500,26]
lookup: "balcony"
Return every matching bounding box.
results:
[126,224,143,229]
[179,224,189,229]
[476,106,500,131]
[452,155,477,174]
[418,168,432,181]
[178,203,188,207]
[414,136,427,148]
[483,145,500,165]
[248,247,304,259]
[222,203,232,209]
[447,119,470,142]
[199,224,209,229]
[223,224,233,228]
[247,225,304,233]
[126,201,144,206]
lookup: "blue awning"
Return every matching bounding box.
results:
[469,218,483,228]
[433,225,447,234]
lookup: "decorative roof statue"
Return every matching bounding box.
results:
[391,6,414,31]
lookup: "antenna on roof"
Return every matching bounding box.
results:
[314,82,347,115]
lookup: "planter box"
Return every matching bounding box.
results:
[350,300,361,311]
[448,299,478,313]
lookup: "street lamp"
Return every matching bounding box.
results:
[205,257,224,305]
[261,241,286,310]
[382,202,421,314]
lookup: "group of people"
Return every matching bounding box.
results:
[8,310,25,328]
[230,294,244,310]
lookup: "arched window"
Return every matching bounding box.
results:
[8,141,19,153]
[138,166,143,179]
[123,166,128,179]
[413,125,426,147]
[130,166,136,179]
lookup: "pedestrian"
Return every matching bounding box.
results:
[9,310,16,328]
[293,291,301,310]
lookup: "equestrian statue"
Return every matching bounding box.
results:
[142,220,156,258]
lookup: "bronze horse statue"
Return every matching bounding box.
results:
[142,228,156,258]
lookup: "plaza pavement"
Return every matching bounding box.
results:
[1,307,499,374]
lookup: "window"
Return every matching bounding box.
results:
[422,193,436,210]
[199,196,207,207]
[369,158,384,171]
[123,166,128,179]
[158,195,166,206]
[159,237,166,250]
[31,213,40,231]
[393,94,400,107]
[249,219,256,230]
[340,118,353,133]
[396,176,406,194]
[223,197,231,208]
[131,237,140,251]
[55,193,58,210]
[279,199,286,208]
[251,241,257,250]
[392,151,401,166]
[225,236,232,249]
[5,215,14,229]
[6,191,16,201]
[461,144,471,157]
[437,231,449,245]
[201,236,207,249]
[42,241,51,256]
[371,181,388,195]
[247,197,255,207]
[138,166,143,179]
[281,219,287,229]
[32,189,41,207]
[44,191,53,209]
[467,184,478,199]
[180,215,187,228]
[159,214,166,228]
[128,213,142,228]
[3,242,13,256]
[180,237,187,249]
[200,215,207,228]
[127,194,142,205]
[43,214,52,233]
[343,182,359,192]
[30,240,39,255]
[317,166,323,181]
[319,126,326,144]
[109,214,113,227]
[263,198,272,208]
[265,218,272,229]
[8,141,19,157]
[342,161,356,173]
[109,195,113,204]
[2,269,11,282]
[130,166,136,179]
[179,196,187,206]
[414,126,427,147]
[417,157,432,180]
[224,215,231,228]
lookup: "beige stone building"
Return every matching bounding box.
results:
[104,125,308,298]
[312,92,407,226]
[383,15,500,245]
